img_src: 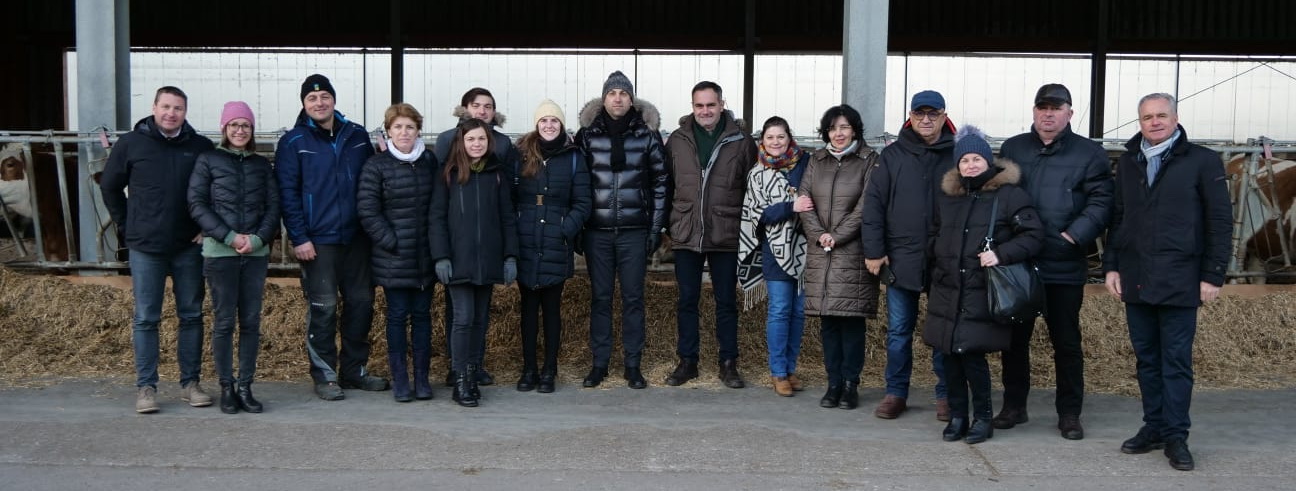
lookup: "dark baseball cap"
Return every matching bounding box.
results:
[910,90,945,111]
[1034,84,1072,106]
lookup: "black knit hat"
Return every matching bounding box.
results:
[300,74,336,101]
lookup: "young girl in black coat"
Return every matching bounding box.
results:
[430,118,519,407]
[925,126,1043,444]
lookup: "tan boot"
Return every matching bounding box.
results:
[135,386,159,414]
[786,373,804,391]
[771,376,794,397]
[181,381,213,407]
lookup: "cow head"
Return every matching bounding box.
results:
[0,156,25,181]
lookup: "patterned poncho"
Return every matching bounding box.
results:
[738,161,808,307]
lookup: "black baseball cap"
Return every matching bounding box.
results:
[1034,84,1072,106]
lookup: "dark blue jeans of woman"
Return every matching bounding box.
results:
[205,255,268,386]
[448,284,494,373]
[765,279,805,378]
[820,315,867,385]
[384,287,433,358]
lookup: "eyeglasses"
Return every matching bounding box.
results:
[910,110,945,121]
[227,123,253,133]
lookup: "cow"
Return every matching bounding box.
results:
[1225,152,1296,282]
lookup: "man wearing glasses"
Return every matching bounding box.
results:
[862,90,955,421]
[993,83,1113,440]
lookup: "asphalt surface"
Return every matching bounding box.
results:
[1,378,1293,490]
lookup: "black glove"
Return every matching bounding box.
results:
[646,233,662,256]
[503,257,517,285]
[435,259,453,285]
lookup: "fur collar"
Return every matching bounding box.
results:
[451,106,507,127]
[940,159,1022,196]
[577,98,661,132]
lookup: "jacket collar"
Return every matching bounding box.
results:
[940,159,1022,196]
[1029,123,1076,155]
[1123,124,1191,157]
[578,97,661,132]
[895,120,955,154]
[133,116,199,143]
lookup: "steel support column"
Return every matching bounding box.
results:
[843,0,888,139]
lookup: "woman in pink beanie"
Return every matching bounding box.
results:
[187,100,280,414]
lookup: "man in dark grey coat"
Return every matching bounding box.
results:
[1104,93,1231,472]
[994,84,1113,440]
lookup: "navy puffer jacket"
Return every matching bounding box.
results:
[513,143,592,289]
[358,148,437,289]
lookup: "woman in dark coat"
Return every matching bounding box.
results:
[188,101,280,414]
[925,126,1043,444]
[512,100,591,393]
[430,118,519,407]
[358,103,437,403]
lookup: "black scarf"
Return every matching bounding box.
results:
[961,165,1000,192]
[539,134,568,160]
[603,107,633,171]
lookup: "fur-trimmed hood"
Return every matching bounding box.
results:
[451,106,506,127]
[577,97,661,132]
[940,159,1022,196]
[675,110,748,133]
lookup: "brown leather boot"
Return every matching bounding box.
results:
[874,394,908,419]
[771,376,793,397]
[935,398,951,422]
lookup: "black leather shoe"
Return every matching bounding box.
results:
[625,367,647,389]
[991,406,1028,429]
[664,358,699,386]
[582,366,608,388]
[942,417,969,441]
[820,385,843,409]
[444,369,457,388]
[965,419,994,444]
[1058,414,1084,440]
[516,368,538,392]
[465,365,482,400]
[719,359,745,389]
[1165,438,1194,471]
[219,382,238,414]
[1121,426,1166,454]
[838,381,859,410]
[475,367,495,386]
[236,383,263,413]
[537,369,556,394]
[452,372,478,408]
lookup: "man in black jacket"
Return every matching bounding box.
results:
[101,86,215,414]
[862,90,954,420]
[1104,93,1231,472]
[994,84,1113,440]
[574,70,669,389]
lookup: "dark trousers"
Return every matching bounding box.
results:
[205,255,268,386]
[673,250,739,362]
[585,228,648,368]
[945,351,993,420]
[1126,303,1198,441]
[820,315,867,385]
[384,286,433,359]
[520,283,565,371]
[448,284,494,373]
[300,239,375,384]
[1001,283,1086,415]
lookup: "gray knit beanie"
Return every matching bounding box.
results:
[602,71,635,100]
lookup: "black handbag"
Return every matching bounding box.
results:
[982,194,1046,324]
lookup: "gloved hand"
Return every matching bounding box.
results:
[435,259,453,285]
[646,233,662,256]
[503,257,517,285]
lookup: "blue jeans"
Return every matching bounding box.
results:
[1126,303,1198,441]
[885,286,946,399]
[384,287,433,358]
[129,246,205,388]
[205,255,268,386]
[765,280,804,377]
[673,250,739,362]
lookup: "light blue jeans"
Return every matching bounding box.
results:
[765,280,805,378]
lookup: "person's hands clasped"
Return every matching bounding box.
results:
[817,233,835,250]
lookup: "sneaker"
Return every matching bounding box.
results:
[314,381,346,401]
[135,386,159,413]
[180,381,213,407]
[340,374,390,391]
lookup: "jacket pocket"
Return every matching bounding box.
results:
[669,201,694,244]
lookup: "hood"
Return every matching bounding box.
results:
[451,105,507,127]
[577,97,661,132]
[132,115,200,142]
[941,159,1022,196]
[673,110,748,137]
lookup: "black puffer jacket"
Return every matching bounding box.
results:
[999,124,1113,285]
[187,148,281,249]
[101,116,215,254]
[924,161,1043,355]
[358,148,437,289]
[861,121,956,291]
[514,143,592,289]
[574,98,669,232]
[429,155,519,286]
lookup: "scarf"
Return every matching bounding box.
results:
[961,164,1000,192]
[218,145,253,158]
[469,158,486,173]
[1140,129,1181,187]
[604,108,632,171]
[386,137,426,162]
[539,134,568,160]
[827,140,859,160]
[758,141,803,171]
[738,163,809,309]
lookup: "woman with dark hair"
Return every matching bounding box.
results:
[430,118,519,407]
[511,100,591,393]
[188,101,280,414]
[358,102,437,403]
[798,104,881,410]
[739,116,813,397]
[926,125,1042,444]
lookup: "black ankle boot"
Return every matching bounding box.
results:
[412,351,433,400]
[582,365,608,388]
[453,369,478,407]
[466,364,482,401]
[517,367,538,391]
[838,381,859,410]
[219,382,238,414]
[444,369,457,388]
[966,419,994,444]
[389,353,412,403]
[820,385,843,408]
[235,383,262,413]
[942,418,969,441]
[537,367,556,393]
